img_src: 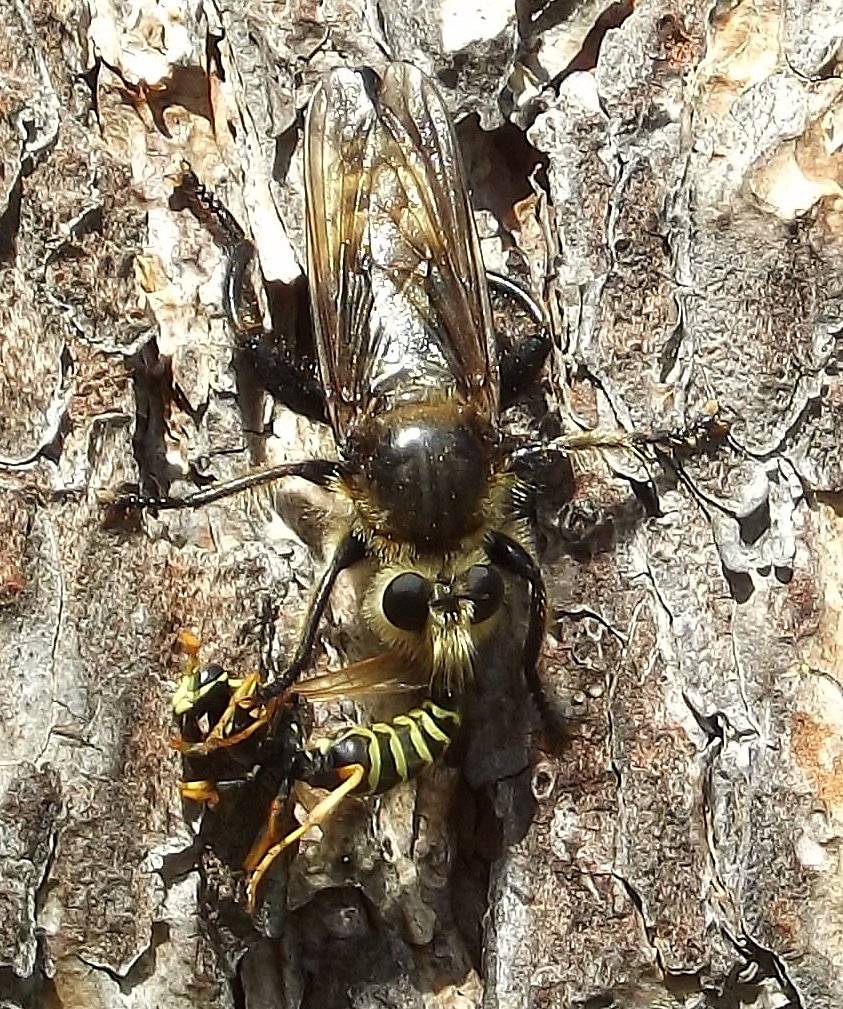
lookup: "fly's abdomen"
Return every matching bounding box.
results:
[304,700,461,796]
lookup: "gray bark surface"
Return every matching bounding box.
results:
[1,1,842,1007]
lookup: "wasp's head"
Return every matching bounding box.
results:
[365,560,505,695]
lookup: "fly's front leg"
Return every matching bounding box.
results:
[153,530,367,740]
[260,532,368,698]
[486,530,560,740]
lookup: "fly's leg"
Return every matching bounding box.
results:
[165,532,367,762]
[547,408,729,457]
[170,164,263,339]
[486,262,729,465]
[485,530,560,741]
[172,164,327,423]
[510,402,730,468]
[170,162,245,249]
[103,457,341,519]
[259,532,368,698]
[508,406,730,518]
[499,334,553,406]
[486,271,552,408]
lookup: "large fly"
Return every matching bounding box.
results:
[117,62,552,713]
[112,63,637,910]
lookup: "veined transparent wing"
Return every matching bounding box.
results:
[304,62,499,441]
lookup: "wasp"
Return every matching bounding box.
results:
[172,634,461,910]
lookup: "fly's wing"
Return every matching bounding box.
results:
[304,62,499,441]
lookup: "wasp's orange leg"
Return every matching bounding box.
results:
[246,764,366,911]
[180,779,221,806]
[243,794,291,874]
[173,673,273,755]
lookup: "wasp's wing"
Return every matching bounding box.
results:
[298,651,425,702]
[305,62,498,440]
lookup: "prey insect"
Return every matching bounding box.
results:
[173,639,461,910]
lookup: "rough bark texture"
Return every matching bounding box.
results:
[1,1,842,1008]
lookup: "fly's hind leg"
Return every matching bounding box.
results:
[172,164,327,423]
[104,162,343,524]
[170,164,264,341]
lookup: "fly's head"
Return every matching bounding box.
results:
[363,555,506,696]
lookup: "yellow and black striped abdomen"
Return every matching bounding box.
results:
[305,700,461,796]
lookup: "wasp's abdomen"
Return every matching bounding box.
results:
[347,403,495,549]
[305,700,461,795]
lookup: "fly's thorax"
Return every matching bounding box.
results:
[344,402,497,551]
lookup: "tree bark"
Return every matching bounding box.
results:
[1,1,841,1007]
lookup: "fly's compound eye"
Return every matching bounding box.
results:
[467,565,504,624]
[382,572,431,631]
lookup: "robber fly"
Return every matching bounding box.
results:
[114,62,609,907]
[117,61,554,710]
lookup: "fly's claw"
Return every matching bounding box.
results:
[169,161,245,250]
[646,401,731,454]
